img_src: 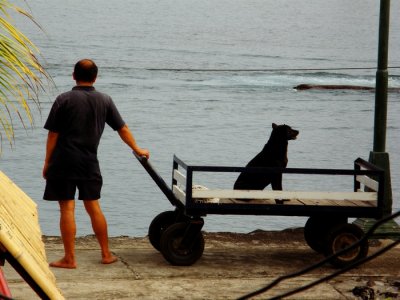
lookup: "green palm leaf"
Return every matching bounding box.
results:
[0,0,51,151]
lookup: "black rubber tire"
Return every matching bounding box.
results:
[148,211,179,251]
[304,217,327,253]
[304,216,344,253]
[160,222,205,266]
[323,223,368,268]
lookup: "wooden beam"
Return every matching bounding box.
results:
[0,171,64,299]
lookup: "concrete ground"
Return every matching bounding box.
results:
[3,229,400,299]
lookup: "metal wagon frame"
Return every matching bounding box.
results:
[135,153,385,268]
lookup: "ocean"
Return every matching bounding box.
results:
[4,0,400,237]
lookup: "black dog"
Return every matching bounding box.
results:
[233,123,299,191]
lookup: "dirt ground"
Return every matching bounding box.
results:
[4,229,400,299]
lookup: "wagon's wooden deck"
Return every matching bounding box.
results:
[171,159,382,214]
[173,186,377,207]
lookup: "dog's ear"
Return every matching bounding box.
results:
[272,123,278,129]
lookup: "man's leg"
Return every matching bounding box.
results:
[83,200,118,264]
[50,200,77,269]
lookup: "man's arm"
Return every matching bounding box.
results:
[43,131,59,179]
[118,125,150,159]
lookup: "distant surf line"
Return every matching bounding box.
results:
[147,66,400,72]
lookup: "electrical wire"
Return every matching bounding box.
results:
[268,239,400,300]
[237,210,400,300]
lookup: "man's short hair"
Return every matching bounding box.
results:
[74,59,98,82]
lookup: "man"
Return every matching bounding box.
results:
[43,59,149,269]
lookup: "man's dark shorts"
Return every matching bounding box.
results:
[43,178,102,201]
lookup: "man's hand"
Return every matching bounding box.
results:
[43,131,59,179]
[43,162,49,179]
[136,148,150,160]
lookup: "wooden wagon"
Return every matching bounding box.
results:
[135,153,385,268]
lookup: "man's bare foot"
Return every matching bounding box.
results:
[49,258,77,269]
[101,254,118,264]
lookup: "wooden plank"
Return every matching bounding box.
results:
[295,199,340,206]
[216,198,376,207]
[0,171,64,299]
[192,189,377,202]
[347,200,377,207]
[225,198,275,204]
[172,185,186,204]
[356,175,379,191]
[173,170,187,187]
[296,199,377,207]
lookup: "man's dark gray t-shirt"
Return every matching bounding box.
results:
[44,86,125,180]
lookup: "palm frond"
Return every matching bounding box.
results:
[0,0,51,151]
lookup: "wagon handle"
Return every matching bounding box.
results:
[132,151,184,209]
[133,151,148,162]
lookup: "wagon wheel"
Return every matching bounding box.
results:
[160,222,205,266]
[324,223,368,268]
[304,216,347,253]
[304,217,327,253]
[148,210,186,251]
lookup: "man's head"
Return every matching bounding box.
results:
[73,59,98,84]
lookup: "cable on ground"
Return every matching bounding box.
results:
[238,210,400,300]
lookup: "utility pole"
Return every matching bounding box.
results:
[372,0,391,215]
[354,0,400,237]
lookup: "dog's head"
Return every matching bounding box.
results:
[271,123,299,141]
